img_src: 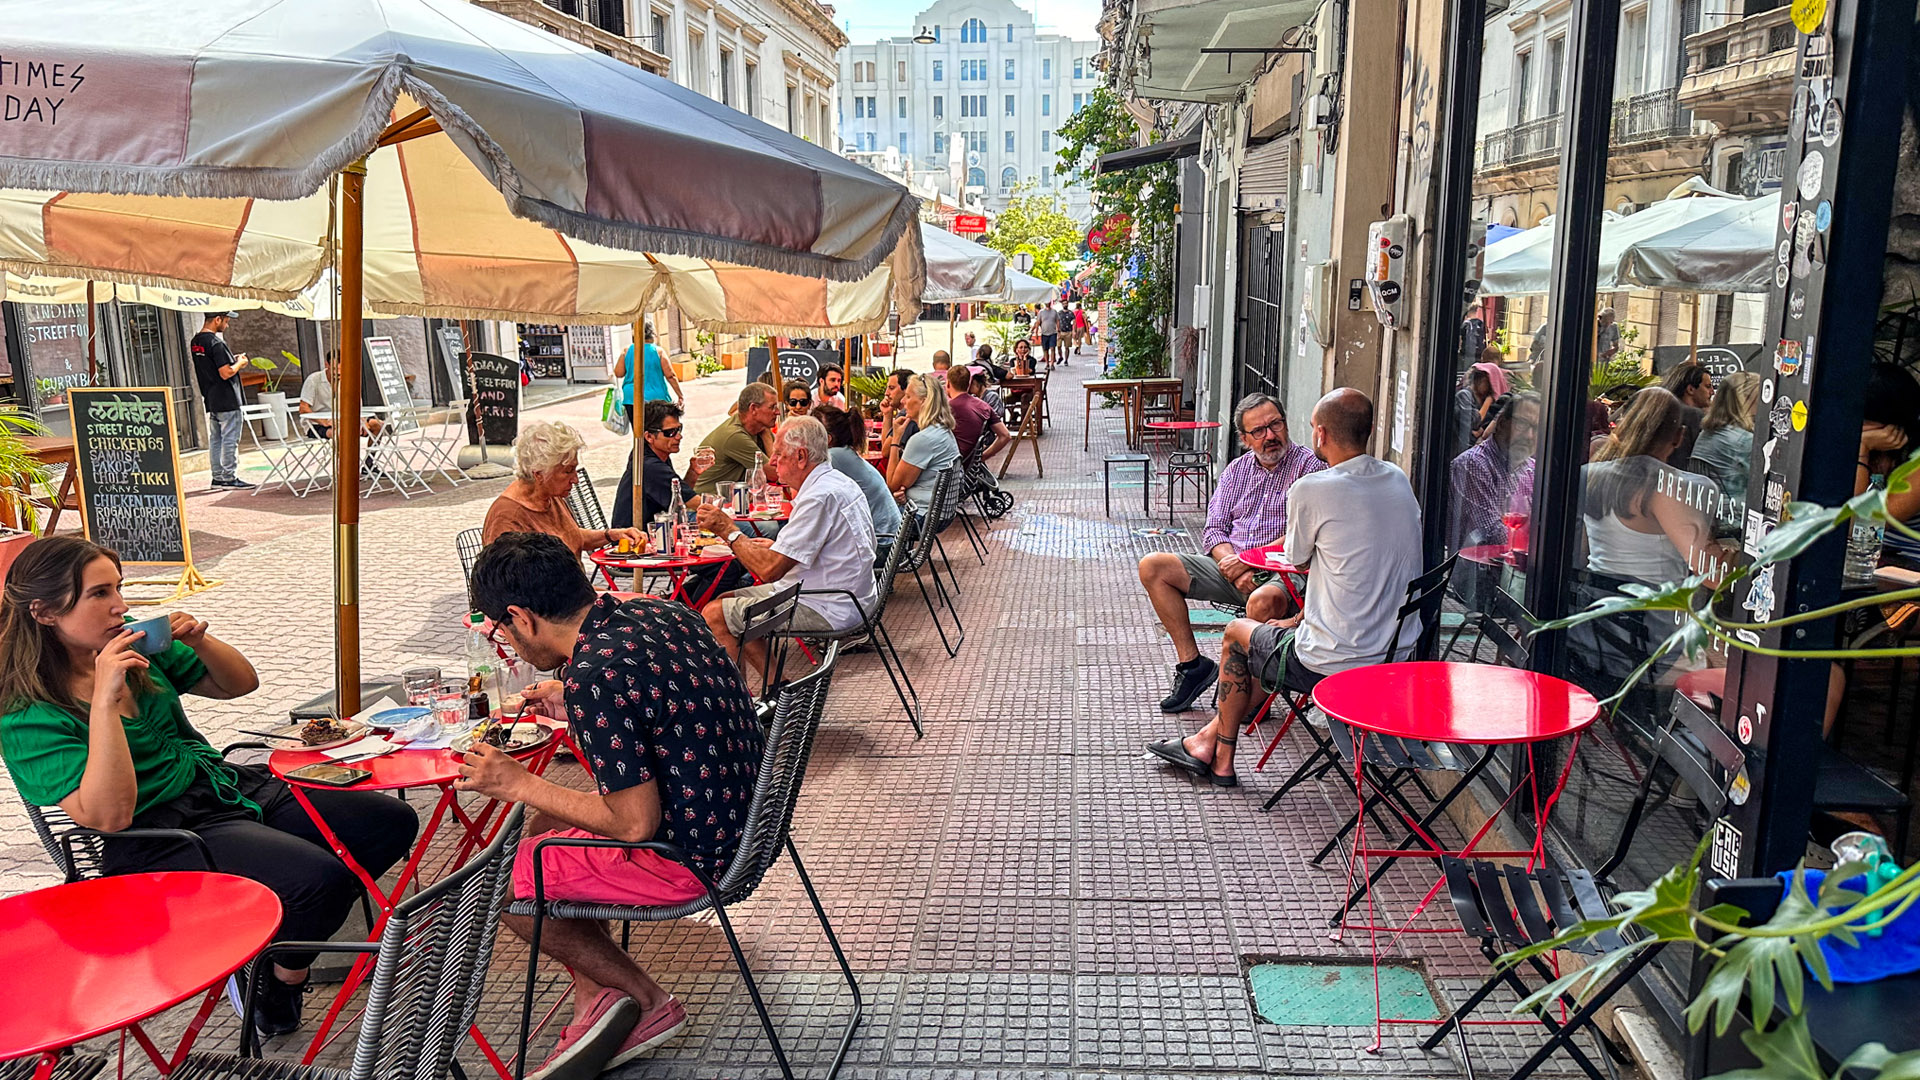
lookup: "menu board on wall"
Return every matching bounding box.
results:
[434,326,466,404]
[361,336,417,433]
[17,303,93,406]
[463,352,521,447]
[68,387,190,565]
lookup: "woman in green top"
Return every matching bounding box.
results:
[0,537,417,1039]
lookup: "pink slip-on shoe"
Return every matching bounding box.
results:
[607,997,689,1068]
[528,989,641,1080]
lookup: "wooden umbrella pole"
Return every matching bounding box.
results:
[631,318,645,593]
[335,158,368,715]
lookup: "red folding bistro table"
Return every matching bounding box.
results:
[587,548,736,608]
[269,731,556,1070]
[1311,661,1600,1049]
[1236,540,1308,611]
[0,872,281,1080]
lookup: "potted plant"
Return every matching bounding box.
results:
[0,406,56,576]
[248,350,303,438]
[670,352,702,382]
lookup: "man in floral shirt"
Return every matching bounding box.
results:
[459,531,762,1080]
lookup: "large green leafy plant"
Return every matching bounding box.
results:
[0,406,55,533]
[1516,450,1920,1079]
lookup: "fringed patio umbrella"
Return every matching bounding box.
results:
[0,0,923,710]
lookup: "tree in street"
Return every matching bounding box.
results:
[982,181,1080,284]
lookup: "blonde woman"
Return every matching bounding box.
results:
[483,421,641,555]
[887,372,959,514]
[1689,370,1762,525]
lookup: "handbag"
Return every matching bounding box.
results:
[600,387,630,435]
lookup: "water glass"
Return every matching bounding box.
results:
[402,666,441,707]
[716,481,737,508]
[431,681,469,735]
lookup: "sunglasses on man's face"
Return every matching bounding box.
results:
[650,425,684,438]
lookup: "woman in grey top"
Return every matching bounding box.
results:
[1688,371,1761,532]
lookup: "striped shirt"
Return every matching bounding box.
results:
[1202,442,1328,553]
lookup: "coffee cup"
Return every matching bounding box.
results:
[123,614,174,656]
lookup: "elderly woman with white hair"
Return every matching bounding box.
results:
[482,420,643,555]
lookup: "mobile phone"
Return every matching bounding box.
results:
[286,763,373,787]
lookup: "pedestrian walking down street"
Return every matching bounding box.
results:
[190,311,255,490]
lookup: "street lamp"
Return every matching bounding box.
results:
[912,26,937,43]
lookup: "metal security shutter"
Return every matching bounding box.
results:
[1238,139,1292,213]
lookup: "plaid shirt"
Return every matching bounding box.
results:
[1202,442,1328,553]
[1448,438,1534,547]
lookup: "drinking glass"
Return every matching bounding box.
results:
[402,666,441,707]
[716,481,737,510]
[432,681,469,736]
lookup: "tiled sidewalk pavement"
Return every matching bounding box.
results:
[1,354,1624,1080]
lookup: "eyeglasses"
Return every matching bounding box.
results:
[485,617,510,647]
[1242,418,1287,440]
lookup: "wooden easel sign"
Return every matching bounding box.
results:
[68,387,218,603]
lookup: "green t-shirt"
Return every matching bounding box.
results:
[693,415,765,495]
[0,640,255,818]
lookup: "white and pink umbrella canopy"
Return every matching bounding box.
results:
[0,0,924,709]
[0,0,920,280]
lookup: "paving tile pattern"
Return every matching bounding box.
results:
[0,351,1626,1077]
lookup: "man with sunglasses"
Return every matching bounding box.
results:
[610,400,711,530]
[1136,392,1326,713]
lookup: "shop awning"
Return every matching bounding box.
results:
[1114,0,1320,104]
[1095,135,1202,175]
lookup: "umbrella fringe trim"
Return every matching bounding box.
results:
[0,260,316,302]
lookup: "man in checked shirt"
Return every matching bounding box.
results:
[1137,392,1326,713]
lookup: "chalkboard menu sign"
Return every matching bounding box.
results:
[1650,343,1767,385]
[463,352,521,447]
[68,387,191,565]
[433,326,466,405]
[361,336,417,433]
[745,347,840,389]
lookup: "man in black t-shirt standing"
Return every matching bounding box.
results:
[190,311,255,489]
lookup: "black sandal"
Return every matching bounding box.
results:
[1146,737,1208,775]
[1208,735,1239,787]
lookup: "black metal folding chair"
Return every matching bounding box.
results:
[457,526,485,586]
[900,468,964,657]
[734,578,801,701]
[511,648,858,1080]
[770,530,923,735]
[1422,691,1737,1080]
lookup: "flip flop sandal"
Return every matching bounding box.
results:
[1146,738,1208,775]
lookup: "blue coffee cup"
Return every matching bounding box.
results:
[123,614,174,656]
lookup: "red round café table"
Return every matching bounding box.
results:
[588,547,736,608]
[0,872,281,1080]
[1235,541,1307,611]
[1310,661,1600,1050]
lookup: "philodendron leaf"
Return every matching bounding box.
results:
[1536,576,1703,633]
[1839,1046,1920,1080]
[1687,872,1836,1037]
[1752,502,1850,566]
[1701,1015,1825,1080]
[1511,938,1659,1015]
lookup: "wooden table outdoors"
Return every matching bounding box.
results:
[17,436,79,533]
[1134,377,1184,449]
[1082,378,1141,450]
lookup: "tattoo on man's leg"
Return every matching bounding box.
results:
[1219,641,1252,697]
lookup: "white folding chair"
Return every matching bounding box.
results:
[360,405,434,499]
[238,403,329,496]
[413,400,470,487]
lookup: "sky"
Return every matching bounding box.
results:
[826,0,1104,44]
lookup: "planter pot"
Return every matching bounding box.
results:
[258,392,291,439]
[721,352,748,370]
[0,527,33,581]
[671,359,702,381]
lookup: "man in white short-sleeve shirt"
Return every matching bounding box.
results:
[697,415,877,679]
[1146,388,1423,787]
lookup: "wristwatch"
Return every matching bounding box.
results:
[723,527,745,546]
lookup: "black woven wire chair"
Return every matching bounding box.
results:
[180,805,525,1078]
[923,461,969,598]
[770,528,922,735]
[948,442,992,565]
[899,468,964,657]
[564,465,610,532]
[456,527,485,587]
[509,646,856,1080]
[0,1053,105,1080]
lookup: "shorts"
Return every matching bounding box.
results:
[1174,552,1277,608]
[513,827,708,906]
[1040,333,1058,350]
[720,579,839,636]
[1248,625,1326,695]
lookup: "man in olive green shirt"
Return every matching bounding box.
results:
[694,383,781,495]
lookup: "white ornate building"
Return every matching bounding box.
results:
[836,0,1099,220]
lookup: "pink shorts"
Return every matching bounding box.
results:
[512,827,708,907]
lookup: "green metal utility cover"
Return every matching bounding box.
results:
[1247,962,1441,1026]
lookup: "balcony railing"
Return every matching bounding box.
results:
[1612,86,1693,144]
[1480,114,1562,169]
[1478,87,1692,171]
[473,0,669,74]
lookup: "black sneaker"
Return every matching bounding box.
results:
[1160,656,1218,713]
[226,477,258,490]
[252,973,306,1038]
